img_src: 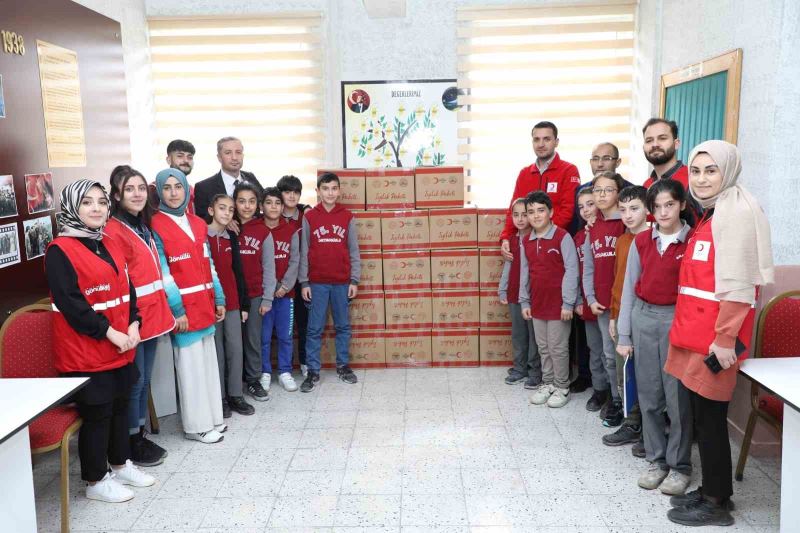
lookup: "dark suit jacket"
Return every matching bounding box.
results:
[194,170,261,222]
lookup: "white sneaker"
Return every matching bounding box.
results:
[279,372,298,392]
[300,364,308,377]
[86,472,134,503]
[530,384,555,405]
[112,459,156,487]
[214,424,228,433]
[659,469,691,495]
[546,387,570,408]
[185,430,224,444]
[638,463,669,490]
[260,373,271,392]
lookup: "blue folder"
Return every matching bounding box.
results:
[623,354,638,417]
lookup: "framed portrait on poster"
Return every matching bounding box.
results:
[25,172,55,214]
[342,79,460,169]
[0,175,18,219]
[0,222,21,269]
[23,215,54,260]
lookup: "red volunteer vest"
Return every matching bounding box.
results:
[267,221,298,297]
[104,218,175,340]
[506,234,522,305]
[305,204,354,284]
[523,226,568,320]
[575,228,596,322]
[633,228,690,306]
[208,234,239,311]
[238,218,270,299]
[150,212,216,331]
[669,216,755,356]
[588,214,625,308]
[48,236,134,373]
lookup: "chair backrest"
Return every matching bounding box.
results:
[754,290,800,359]
[0,304,57,378]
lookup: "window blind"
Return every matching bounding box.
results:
[456,2,636,207]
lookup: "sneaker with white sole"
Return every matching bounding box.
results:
[300,364,308,377]
[185,430,224,444]
[86,472,134,503]
[112,459,156,487]
[279,372,298,392]
[530,384,555,405]
[214,424,228,434]
[260,373,271,392]
[638,463,669,490]
[546,387,570,408]
[659,470,691,495]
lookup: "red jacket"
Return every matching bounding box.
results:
[643,163,689,190]
[208,233,240,312]
[305,203,354,284]
[238,218,271,299]
[267,221,299,297]
[574,227,596,322]
[633,228,689,305]
[501,153,580,240]
[49,236,134,373]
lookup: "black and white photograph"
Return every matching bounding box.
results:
[0,174,17,218]
[23,215,53,260]
[0,222,21,269]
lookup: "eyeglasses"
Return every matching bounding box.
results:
[590,156,618,163]
[592,187,618,195]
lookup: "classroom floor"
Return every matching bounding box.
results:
[32,367,781,532]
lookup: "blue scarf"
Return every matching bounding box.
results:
[154,168,190,216]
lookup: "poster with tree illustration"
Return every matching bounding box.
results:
[342,80,460,168]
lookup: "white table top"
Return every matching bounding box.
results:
[739,358,800,412]
[0,377,88,444]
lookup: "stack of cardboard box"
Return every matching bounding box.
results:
[313,166,513,368]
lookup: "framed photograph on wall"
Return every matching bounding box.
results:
[25,172,55,214]
[0,222,21,269]
[0,175,18,219]
[342,79,461,169]
[23,215,54,260]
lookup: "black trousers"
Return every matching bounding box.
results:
[77,397,131,482]
[570,317,592,380]
[690,389,733,499]
[294,287,308,365]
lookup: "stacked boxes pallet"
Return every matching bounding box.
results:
[315,166,512,368]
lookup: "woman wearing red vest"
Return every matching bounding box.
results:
[45,180,155,503]
[664,141,773,527]
[106,165,175,467]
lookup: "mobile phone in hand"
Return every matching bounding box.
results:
[704,352,724,374]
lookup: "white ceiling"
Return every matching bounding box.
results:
[362,0,407,19]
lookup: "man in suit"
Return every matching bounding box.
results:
[194,136,262,222]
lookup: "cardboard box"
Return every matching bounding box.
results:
[382,251,431,290]
[366,168,415,210]
[479,289,512,327]
[317,168,366,210]
[432,290,481,328]
[360,251,384,291]
[380,210,430,251]
[324,291,385,331]
[385,329,432,367]
[349,331,386,368]
[428,207,478,249]
[478,248,505,290]
[430,249,479,290]
[479,328,514,365]
[353,211,382,252]
[384,290,433,329]
[414,166,464,209]
[431,328,480,367]
[477,208,507,247]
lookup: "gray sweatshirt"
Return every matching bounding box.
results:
[298,217,361,288]
[260,233,277,308]
[518,224,579,314]
[276,230,300,292]
[581,210,623,307]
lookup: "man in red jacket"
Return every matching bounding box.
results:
[642,118,688,189]
[500,121,580,260]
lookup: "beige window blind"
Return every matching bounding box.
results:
[456,2,636,207]
[148,14,324,196]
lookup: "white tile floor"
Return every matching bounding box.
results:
[32,367,781,532]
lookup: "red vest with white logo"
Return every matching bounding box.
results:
[208,234,239,312]
[523,226,568,321]
[305,204,354,284]
[238,218,270,299]
[268,221,298,297]
[150,212,216,331]
[48,237,134,373]
[633,228,691,306]
[574,228,596,322]
[104,218,175,339]
[669,216,755,356]
[587,215,625,308]
[506,234,522,305]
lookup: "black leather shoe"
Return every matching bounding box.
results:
[228,396,255,415]
[569,376,592,393]
[631,437,646,458]
[586,388,609,412]
[667,498,734,527]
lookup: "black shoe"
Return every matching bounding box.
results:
[631,437,646,458]
[602,400,624,427]
[247,381,270,402]
[505,370,526,385]
[301,372,319,392]
[602,424,641,446]
[228,396,255,416]
[337,365,358,384]
[221,398,232,419]
[586,388,609,412]
[129,431,164,467]
[670,488,735,511]
[667,498,735,527]
[507,367,515,375]
[569,376,592,393]
[523,377,542,390]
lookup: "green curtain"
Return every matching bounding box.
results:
[664,71,728,162]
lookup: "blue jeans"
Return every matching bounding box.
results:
[128,336,158,433]
[305,283,351,372]
[261,297,294,375]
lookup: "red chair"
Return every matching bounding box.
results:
[0,304,81,533]
[735,290,800,481]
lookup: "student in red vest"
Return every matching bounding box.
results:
[298,172,361,392]
[260,187,301,391]
[616,179,695,496]
[234,182,274,401]
[207,194,255,418]
[106,166,175,467]
[582,171,626,426]
[46,180,155,503]
[665,141,773,527]
[151,168,227,444]
[519,190,579,408]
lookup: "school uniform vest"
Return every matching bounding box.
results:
[268,221,298,297]
[208,234,239,311]
[574,228,596,322]
[523,226,568,321]
[633,229,690,306]
[305,204,354,284]
[588,214,625,308]
[282,206,306,232]
[104,218,175,340]
[506,234,522,305]
[48,236,134,373]
[669,216,756,356]
[238,218,271,299]
[150,212,216,332]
